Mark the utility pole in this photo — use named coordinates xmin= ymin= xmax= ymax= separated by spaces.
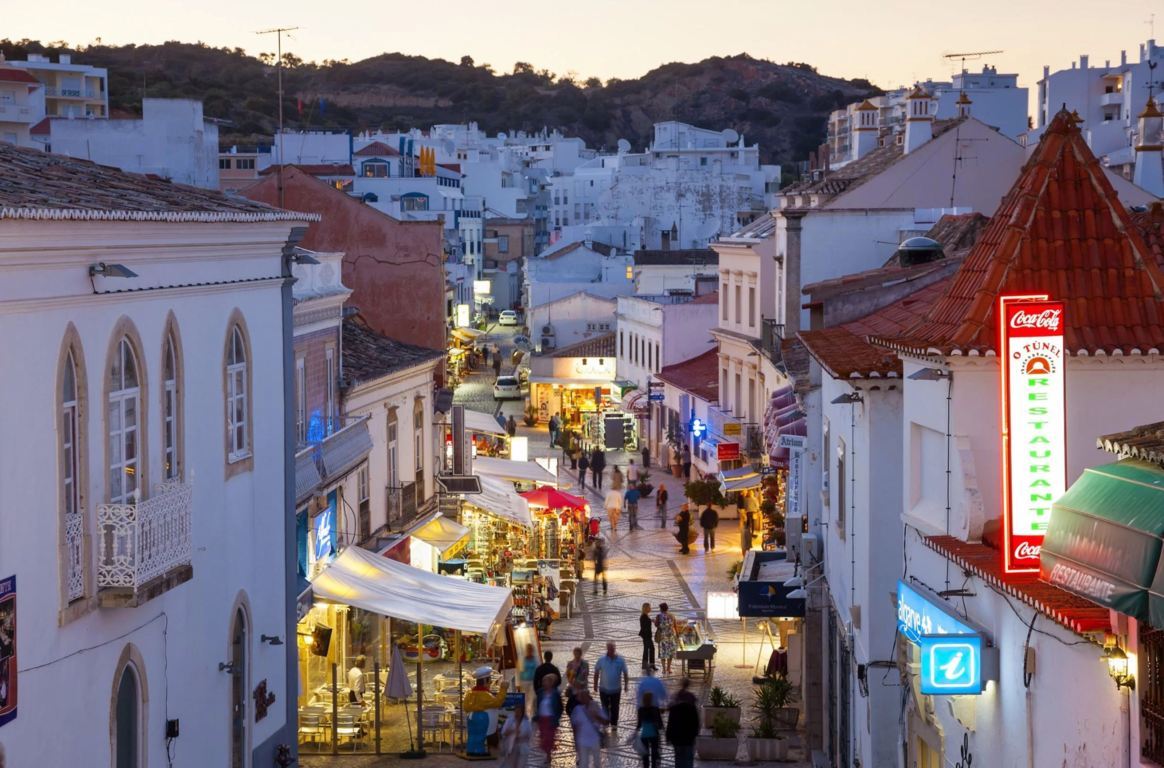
xmin=257 ymin=26 xmax=299 ymax=207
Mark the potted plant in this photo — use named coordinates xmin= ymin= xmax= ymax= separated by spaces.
xmin=746 ymin=677 xmax=797 ymax=761
xmin=684 ymin=479 xmax=725 ymax=510
xmin=695 ymin=713 xmax=740 ymax=761
xmin=636 ymin=467 xmax=654 ymax=497
xmin=703 ymin=686 xmax=741 ymax=728
xmin=727 ymin=559 xmax=744 ymax=581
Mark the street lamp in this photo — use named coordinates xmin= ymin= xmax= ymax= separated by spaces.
xmin=830 ymin=392 xmax=863 ymax=405
xmin=1104 ymin=644 xmax=1135 ymax=691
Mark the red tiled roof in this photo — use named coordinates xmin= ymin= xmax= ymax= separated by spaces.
xmin=880 ymin=109 xmax=1164 ymax=356
xmin=655 ymin=348 xmax=719 ymax=402
xmin=1131 ymin=202 xmax=1164 ymax=271
xmin=0 ymin=67 xmax=41 ymax=85
xmin=29 ymin=117 xmax=50 ymax=135
xmin=259 ymin=164 xmax=355 ymax=177
xmin=354 ymin=141 xmax=400 ymax=157
xmin=550 ymin=332 xmax=615 ymax=358
xmin=799 ymin=279 xmax=950 ymax=379
xmin=689 ymin=291 xmax=719 ymax=304
xmin=0 ymin=142 xmax=314 ymax=224
xmin=924 ymin=536 xmax=1110 ymax=635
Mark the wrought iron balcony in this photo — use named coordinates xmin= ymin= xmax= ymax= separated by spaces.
xmin=65 ymin=512 xmax=84 ymax=602
xmin=760 ymin=318 xmax=785 ymax=364
xmin=97 ymin=481 xmax=193 ymax=605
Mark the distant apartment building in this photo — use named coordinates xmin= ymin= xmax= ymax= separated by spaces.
xmin=33 ymin=98 xmax=220 ymax=188
xmin=549 ymin=121 xmax=781 ymax=252
xmin=826 ymin=65 xmax=1028 ymax=166
xmin=0 ymin=66 xmax=45 ymax=146
xmin=1025 ymin=38 xmax=1164 ymax=176
xmin=1 ymin=52 xmax=108 ymax=118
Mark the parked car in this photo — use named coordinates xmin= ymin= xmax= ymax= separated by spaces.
xmin=498 ymin=310 xmax=519 ymax=326
xmin=492 ymin=375 xmax=522 ymax=400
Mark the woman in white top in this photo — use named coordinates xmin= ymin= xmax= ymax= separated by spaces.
xmin=499 ymin=705 xmax=532 ymax=768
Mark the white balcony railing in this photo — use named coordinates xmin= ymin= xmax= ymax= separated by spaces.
xmin=97 ymin=481 xmax=192 ymax=591
xmin=65 ymin=512 xmax=84 ymax=601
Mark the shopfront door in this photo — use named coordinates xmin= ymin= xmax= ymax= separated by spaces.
xmin=231 ymin=608 xmax=249 ymax=768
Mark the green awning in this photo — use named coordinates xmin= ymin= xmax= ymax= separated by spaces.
xmin=1040 ymin=460 xmax=1164 ymax=624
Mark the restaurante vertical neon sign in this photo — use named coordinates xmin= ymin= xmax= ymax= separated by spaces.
xmin=999 ymin=295 xmax=1066 ymax=574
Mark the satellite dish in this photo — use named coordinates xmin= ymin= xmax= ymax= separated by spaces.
xmin=497 ymin=132 xmax=508 ymax=141
xmin=617 ymin=138 xmax=631 ymax=154
xmin=722 ymin=129 xmax=739 ymax=144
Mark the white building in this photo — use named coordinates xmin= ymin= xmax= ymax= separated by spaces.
xmin=1026 ymin=38 xmax=1164 ymax=174
xmin=827 ymin=65 xmax=1029 ymax=163
xmin=523 ymin=239 xmax=634 ymax=315
xmin=0 ymin=67 xmax=45 ymax=147
xmin=655 ymin=349 xmax=720 ymax=479
xmin=796 ymin=111 xmax=1164 ymax=768
xmin=631 ymin=248 xmax=719 ymax=295
xmin=338 ymin=317 xmax=444 ymax=547
xmin=528 ymin=291 xmax=617 ymax=353
xmin=0 ymin=142 xmax=313 ymax=766
xmin=551 ymin=121 xmax=781 ymax=252
xmin=271 ymin=130 xmax=351 ymax=167
xmin=34 ymin=98 xmax=221 ymax=188
xmin=1 ymin=52 xmax=108 ymax=118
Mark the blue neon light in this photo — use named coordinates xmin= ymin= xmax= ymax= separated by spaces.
xmin=896 ymin=579 xmax=974 ymax=645
xmin=920 ymin=634 xmax=984 ymax=695
xmin=313 ymin=491 xmax=337 ymax=563
xmin=691 ymin=418 xmax=707 ymax=439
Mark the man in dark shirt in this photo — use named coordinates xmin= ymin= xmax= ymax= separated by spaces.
xmin=533 ymin=650 xmax=562 ymax=696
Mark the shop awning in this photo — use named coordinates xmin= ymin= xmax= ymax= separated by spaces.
xmin=719 ymin=465 xmax=762 ymax=492
xmin=1040 ymin=460 xmax=1164 ymax=625
xmin=463 ymin=409 xmax=508 ymax=437
xmin=413 ymin=515 xmax=471 ymax=555
xmin=621 ymin=389 xmax=647 ymax=415
xmin=465 ymin=476 xmax=534 ymax=528
xmin=527 ymin=375 xmax=612 ymax=387
xmin=473 ymin=455 xmax=559 ymax=487
xmin=312 ymin=546 xmax=513 ymax=637
xmin=520 ymin=486 xmax=588 ymax=510
xmin=450 ymin=327 xmax=485 ymax=343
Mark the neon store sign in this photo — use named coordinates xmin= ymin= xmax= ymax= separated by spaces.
xmin=898 ymin=580 xmax=991 ymax=695
xmin=999 ymin=295 xmax=1066 ymax=574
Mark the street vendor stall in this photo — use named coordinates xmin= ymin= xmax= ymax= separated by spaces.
xmin=519 ymin=486 xmax=588 ymax=574
xmin=460 ymin=476 xmax=535 ymax=584
xmin=298 ymin=547 xmax=514 ymax=756
xmin=472 ymin=455 xmax=559 ymax=490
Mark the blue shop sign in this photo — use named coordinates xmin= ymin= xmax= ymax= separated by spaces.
xmin=920 ymin=634 xmax=985 ymax=695
xmin=896 ymin=579 xmax=973 ymax=644
xmin=313 ymin=491 xmax=337 ymax=564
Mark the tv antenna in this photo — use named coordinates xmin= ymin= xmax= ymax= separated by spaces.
xmin=257 ymin=26 xmax=300 ymax=206
xmin=943 ymin=50 xmax=1004 ymax=78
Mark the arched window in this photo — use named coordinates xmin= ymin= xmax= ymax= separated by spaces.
xmin=114 ymin=664 xmax=140 ymax=768
xmin=62 ymin=347 xmax=85 ymax=602
xmin=162 ymin=332 xmax=181 ymax=481
xmin=226 ymin=325 xmax=249 ymax=460
xmin=108 ymin=338 xmax=141 ymax=504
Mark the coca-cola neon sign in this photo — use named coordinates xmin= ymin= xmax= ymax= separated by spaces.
xmin=999 ymin=295 xmax=1066 ymax=575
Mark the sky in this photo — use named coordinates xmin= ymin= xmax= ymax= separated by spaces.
xmin=6 ymin=0 xmax=1161 ymax=108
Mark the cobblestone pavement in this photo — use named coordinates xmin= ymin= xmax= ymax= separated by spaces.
xmin=302 ymin=398 xmax=811 ymax=768
xmin=453 ymin=324 xmax=526 ymax=420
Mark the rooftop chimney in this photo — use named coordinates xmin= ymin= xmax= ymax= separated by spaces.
xmin=904 ymin=87 xmax=934 ymax=154
xmin=851 ymin=100 xmax=879 ymax=161
xmin=1134 ymin=99 xmax=1163 ymax=197
xmin=956 ymin=91 xmax=973 ymax=119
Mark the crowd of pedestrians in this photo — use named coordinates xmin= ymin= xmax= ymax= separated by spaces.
xmin=501 ymin=638 xmax=704 ymax=768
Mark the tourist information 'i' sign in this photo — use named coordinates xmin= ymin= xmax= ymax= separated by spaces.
xmin=999 ymin=295 xmax=1066 ymax=574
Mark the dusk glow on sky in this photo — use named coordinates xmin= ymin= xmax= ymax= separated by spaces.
xmin=8 ymin=0 xmax=1161 ymax=105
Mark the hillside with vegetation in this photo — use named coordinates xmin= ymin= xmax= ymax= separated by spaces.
xmin=0 ymin=39 xmax=882 ymax=166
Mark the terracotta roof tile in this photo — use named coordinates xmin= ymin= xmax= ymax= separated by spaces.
xmin=925 ymin=536 xmax=1110 ymax=634
xmin=353 ymin=141 xmax=400 ymax=157
xmin=0 ymin=67 xmax=41 ymax=85
xmin=0 ymin=142 xmax=313 ymax=224
xmin=341 ymin=316 xmax=444 ymax=387
xmin=879 ymin=110 xmax=1164 ymax=356
xmin=260 ymin=163 xmax=354 ymax=177
xmin=655 ymin=348 xmax=719 ymax=402
xmin=799 ymin=279 xmax=951 ymax=379
xmin=550 ymin=332 xmax=615 ymax=358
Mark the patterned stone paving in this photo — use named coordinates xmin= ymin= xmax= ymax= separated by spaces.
xmin=302 ymin=413 xmax=810 ymax=768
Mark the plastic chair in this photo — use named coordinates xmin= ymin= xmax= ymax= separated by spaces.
xmin=298 ymin=712 xmax=325 ymax=749
xmin=335 ymin=713 xmax=360 ymax=750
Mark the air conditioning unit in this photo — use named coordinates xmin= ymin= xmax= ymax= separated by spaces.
xmin=801 ymin=533 xmax=821 ymax=564
xmin=541 ymin=336 xmax=556 ymax=350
